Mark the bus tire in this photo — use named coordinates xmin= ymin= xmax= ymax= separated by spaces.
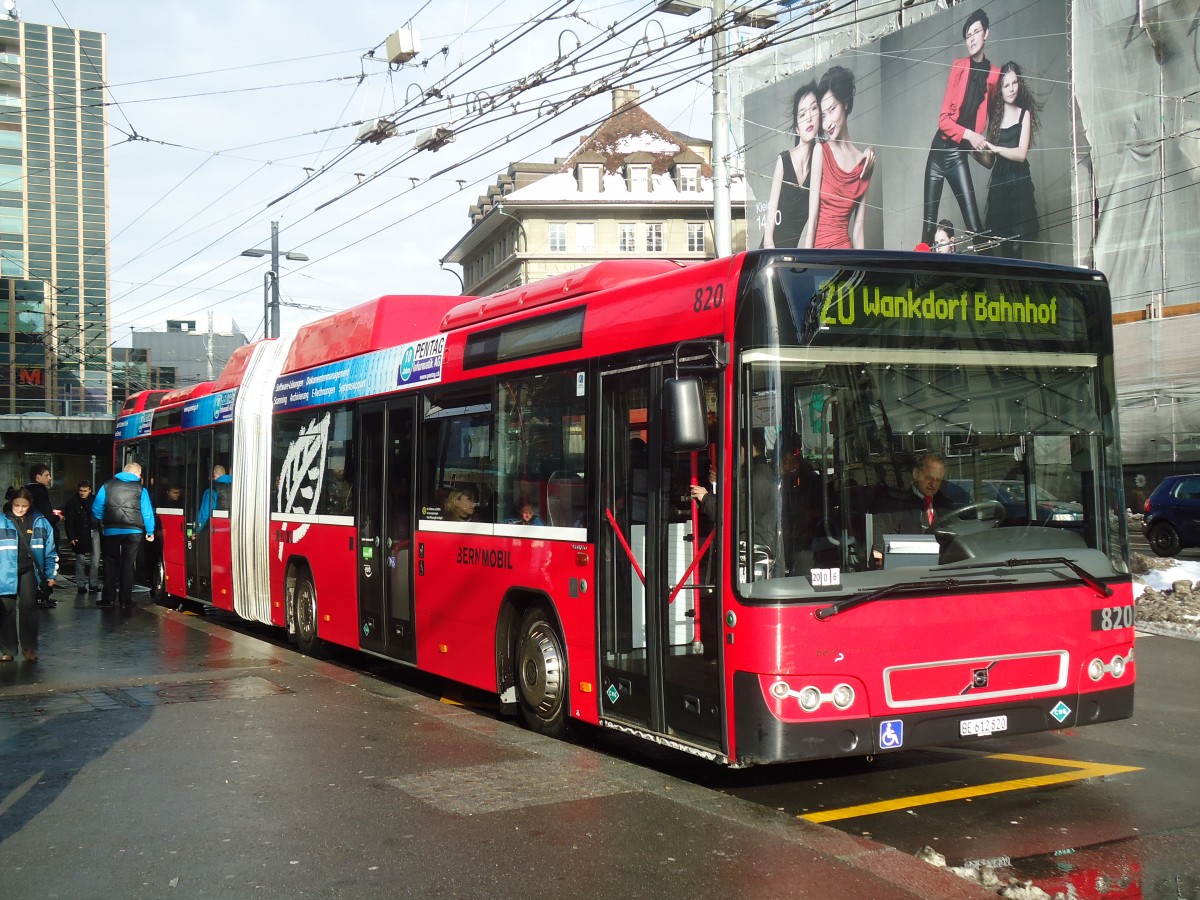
xmin=515 ymin=606 xmax=569 ymax=738
xmin=291 ymin=569 xmax=324 ymax=658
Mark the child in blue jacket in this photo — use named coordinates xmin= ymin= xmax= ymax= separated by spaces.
xmin=0 ymin=487 xmax=58 ymax=662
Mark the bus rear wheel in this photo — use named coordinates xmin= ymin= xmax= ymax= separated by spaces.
xmin=515 ymin=606 xmax=569 ymax=738
xmin=291 ymin=570 xmax=324 ymax=658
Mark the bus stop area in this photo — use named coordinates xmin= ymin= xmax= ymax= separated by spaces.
xmin=0 ymin=585 xmax=992 ymax=899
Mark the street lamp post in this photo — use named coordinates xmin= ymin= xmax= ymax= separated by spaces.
xmin=656 ymin=0 xmax=773 ymax=258
xmin=711 ymin=0 xmax=731 ymax=258
xmin=241 ymin=221 xmax=309 ymax=339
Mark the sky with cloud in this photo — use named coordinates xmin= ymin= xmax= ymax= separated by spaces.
xmin=26 ymin=0 xmax=720 ymax=342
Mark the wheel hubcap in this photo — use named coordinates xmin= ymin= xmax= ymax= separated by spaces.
xmin=297 ymin=583 xmax=315 ymax=638
xmin=519 ymin=622 xmax=562 ymax=717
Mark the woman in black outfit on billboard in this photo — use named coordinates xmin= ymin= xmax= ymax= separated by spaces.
xmin=763 ymin=81 xmax=823 ymax=248
xmin=981 ymin=61 xmax=1041 ymax=258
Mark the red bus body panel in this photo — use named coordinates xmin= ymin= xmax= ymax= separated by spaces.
xmin=160 ymin=512 xmax=187 ymax=600
xmin=413 ymin=532 xmax=599 ymax=717
xmin=210 ymin=518 xmax=234 ymax=611
xmin=723 ymin=582 xmax=1135 ymax=759
xmin=275 ymin=520 xmax=359 ymax=641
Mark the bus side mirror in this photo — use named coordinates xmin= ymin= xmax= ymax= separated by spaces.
xmin=663 ymin=376 xmax=708 ymax=452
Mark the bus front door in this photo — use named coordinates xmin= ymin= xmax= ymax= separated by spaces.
xmin=356 ymin=398 xmax=416 ymax=662
xmin=600 ymin=365 xmax=722 ymax=752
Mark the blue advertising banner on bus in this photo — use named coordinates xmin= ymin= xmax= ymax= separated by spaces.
xmin=182 ymin=388 xmax=237 ymax=430
xmin=114 ymin=410 xmax=153 ymax=441
xmin=272 ymin=334 xmax=446 ymax=413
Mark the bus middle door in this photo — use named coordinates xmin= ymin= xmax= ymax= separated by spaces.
xmin=356 ymin=398 xmax=416 ymax=662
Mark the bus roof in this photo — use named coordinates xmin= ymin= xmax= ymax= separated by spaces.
xmin=159 ymin=380 xmax=215 ymax=407
xmin=440 ymin=259 xmax=682 ymax=331
xmin=213 ymin=341 xmax=267 ymax=391
xmin=282 ymin=294 xmax=467 ymax=375
xmin=119 ymin=389 xmax=171 ymax=415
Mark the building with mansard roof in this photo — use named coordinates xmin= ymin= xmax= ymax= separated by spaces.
xmin=441 ymin=86 xmax=746 ymax=296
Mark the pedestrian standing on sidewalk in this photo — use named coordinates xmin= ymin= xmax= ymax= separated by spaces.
xmin=25 ymin=464 xmax=61 ymax=608
xmin=64 ymin=480 xmax=101 ymax=595
xmin=92 ymin=462 xmax=156 ymax=611
xmin=0 ymin=488 xmax=58 ymax=663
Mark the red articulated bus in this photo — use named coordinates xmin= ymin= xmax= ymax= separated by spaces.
xmin=114 ymin=250 xmax=1135 ymax=766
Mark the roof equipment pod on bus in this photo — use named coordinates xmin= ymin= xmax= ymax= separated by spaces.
xmin=158 ymin=380 xmax=216 ymax=409
xmin=282 ymin=294 xmax=468 ymax=375
xmin=120 ymin=389 xmax=172 ymax=416
xmin=664 ymin=339 xmax=728 ymax=452
xmin=440 ymin=259 xmax=683 ymax=331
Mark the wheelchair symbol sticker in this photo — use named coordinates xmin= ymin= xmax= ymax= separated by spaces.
xmin=879 ymin=719 xmax=904 ymax=750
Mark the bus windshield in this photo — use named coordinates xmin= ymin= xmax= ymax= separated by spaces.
xmin=735 ymin=260 xmax=1126 ymax=599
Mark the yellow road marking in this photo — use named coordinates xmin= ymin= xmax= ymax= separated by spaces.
xmin=800 ymin=752 xmax=1142 ymax=823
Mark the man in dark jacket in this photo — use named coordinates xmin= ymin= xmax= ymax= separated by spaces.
xmin=26 ymin=464 xmax=61 ymax=607
xmin=92 ymin=462 xmax=156 ymax=610
xmin=64 ymin=480 xmax=101 ymax=594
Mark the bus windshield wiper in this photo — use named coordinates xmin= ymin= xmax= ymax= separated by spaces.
xmin=942 ymin=557 xmax=1113 ymax=598
xmin=815 ymin=577 xmax=1016 ymax=621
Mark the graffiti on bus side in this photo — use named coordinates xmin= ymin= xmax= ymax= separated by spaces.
xmin=277 ymin=411 xmax=331 ymax=549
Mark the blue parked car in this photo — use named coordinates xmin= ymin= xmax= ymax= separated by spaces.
xmin=1143 ymin=474 xmax=1200 ymax=557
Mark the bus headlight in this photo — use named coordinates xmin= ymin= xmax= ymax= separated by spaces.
xmin=1110 ymin=654 xmax=1126 ymax=679
xmin=831 ymin=683 xmax=855 ymax=710
xmin=1088 ymin=658 xmax=1105 ymax=682
xmin=798 ymin=686 xmax=822 ymax=712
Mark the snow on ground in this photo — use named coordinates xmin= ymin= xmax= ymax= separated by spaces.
xmin=1131 ymin=553 xmax=1200 ymax=640
xmin=1133 ymin=558 xmax=1200 ymax=596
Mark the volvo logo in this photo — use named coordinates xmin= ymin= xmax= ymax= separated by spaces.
xmin=961 ymin=662 xmax=996 ymax=694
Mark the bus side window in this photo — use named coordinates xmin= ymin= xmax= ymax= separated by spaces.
xmin=546 ymin=472 xmax=585 ymax=527
xmin=496 ymin=370 xmax=587 ymax=531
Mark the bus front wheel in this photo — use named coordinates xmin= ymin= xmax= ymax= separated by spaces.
xmin=291 ymin=570 xmax=324 ymax=658
xmin=515 ymin=606 xmax=569 ymax=738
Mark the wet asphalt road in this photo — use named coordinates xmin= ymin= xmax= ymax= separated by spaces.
xmin=22 ymin=546 xmax=1197 ymax=898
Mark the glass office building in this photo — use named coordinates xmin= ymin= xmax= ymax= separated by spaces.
xmin=0 ymin=16 xmax=109 ymax=415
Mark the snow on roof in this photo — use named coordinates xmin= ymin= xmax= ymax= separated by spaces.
xmin=501 ymin=169 xmax=745 ymax=203
xmin=609 ymin=132 xmax=683 ymax=155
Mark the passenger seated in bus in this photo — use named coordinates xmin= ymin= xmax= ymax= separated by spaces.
xmin=196 ymin=465 xmax=232 ymax=532
xmin=508 ymin=499 xmax=544 ymax=526
xmin=442 ymin=487 xmax=479 ymax=522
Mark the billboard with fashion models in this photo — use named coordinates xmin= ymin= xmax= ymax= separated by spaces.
xmin=744 ymin=0 xmax=1071 ymax=263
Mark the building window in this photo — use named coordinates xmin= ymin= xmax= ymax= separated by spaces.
xmin=687 ymin=223 xmax=705 ymax=253
xmin=646 ymin=223 xmax=663 ymax=253
xmin=549 ymin=223 xmax=567 ymax=253
xmin=0 ymin=163 xmax=21 ymax=192
xmin=576 ymin=223 xmax=595 ymax=254
xmin=577 ymin=164 xmax=601 ymax=193
xmin=619 ymin=224 xmax=636 ymax=253
xmin=677 ymin=165 xmax=700 ymax=192
xmin=626 ymin=165 xmax=650 ymax=193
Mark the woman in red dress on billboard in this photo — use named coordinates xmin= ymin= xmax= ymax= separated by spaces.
xmin=812 ymin=66 xmax=875 ymax=250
